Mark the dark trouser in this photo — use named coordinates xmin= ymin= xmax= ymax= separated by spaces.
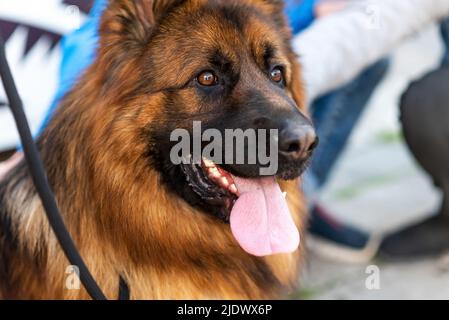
xmin=400 ymin=66 xmax=449 ymax=217
xmin=442 ymin=17 xmax=449 ymax=67
xmin=400 ymin=20 xmax=449 ymax=217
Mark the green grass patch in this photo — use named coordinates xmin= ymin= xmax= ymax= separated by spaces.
xmin=290 ymin=279 xmax=340 ymax=300
xmin=375 ymin=130 xmax=404 ymax=145
xmin=332 ymin=171 xmax=408 ymax=201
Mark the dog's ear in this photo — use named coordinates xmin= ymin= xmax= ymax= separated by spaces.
xmin=247 ymin=0 xmax=285 ymax=13
xmin=246 ymin=0 xmax=289 ymax=30
xmin=95 ymin=0 xmax=186 ymax=94
xmin=99 ymin=0 xmax=185 ymax=49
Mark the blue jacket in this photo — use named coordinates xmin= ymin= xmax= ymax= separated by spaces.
xmin=284 ymin=0 xmax=316 ymax=34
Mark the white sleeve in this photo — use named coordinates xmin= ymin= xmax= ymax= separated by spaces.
xmin=293 ymin=0 xmax=449 ymax=102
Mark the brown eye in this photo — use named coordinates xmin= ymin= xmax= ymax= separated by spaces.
xmin=270 ymin=67 xmax=283 ymax=83
xmin=197 ymin=71 xmax=218 ymax=86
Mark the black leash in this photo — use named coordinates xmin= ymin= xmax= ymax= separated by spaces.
xmin=118 ymin=276 xmax=130 ymax=300
xmin=0 ymin=35 xmax=127 ymax=300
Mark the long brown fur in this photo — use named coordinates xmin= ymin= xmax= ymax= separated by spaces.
xmin=0 ymin=0 xmax=307 ymax=299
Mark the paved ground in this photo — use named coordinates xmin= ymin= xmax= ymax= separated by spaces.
xmin=299 ymin=23 xmax=449 ymax=300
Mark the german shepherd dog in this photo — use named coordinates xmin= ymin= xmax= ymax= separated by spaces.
xmin=0 ymin=0 xmax=317 ymax=299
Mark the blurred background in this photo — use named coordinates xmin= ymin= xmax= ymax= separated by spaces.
xmin=0 ymin=0 xmax=88 ymax=152
xmin=300 ymin=24 xmax=448 ymax=299
xmin=1 ymin=0 xmax=449 ymax=299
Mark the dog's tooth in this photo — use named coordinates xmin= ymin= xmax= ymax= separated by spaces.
xmin=202 ymin=157 xmax=215 ymax=168
xmin=229 ymin=184 xmax=238 ymax=195
xmin=221 ymin=177 xmax=229 ymax=187
xmin=208 ymin=167 xmax=219 ymax=174
xmin=209 ymin=170 xmax=221 ymax=179
xmin=282 ymin=192 xmax=287 ymax=198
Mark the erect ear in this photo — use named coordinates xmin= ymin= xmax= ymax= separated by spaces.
xmin=246 ymin=0 xmax=290 ymax=31
xmin=94 ymin=0 xmax=186 ymax=95
xmin=99 ymin=0 xmax=185 ymax=50
xmin=247 ymin=0 xmax=285 ymax=14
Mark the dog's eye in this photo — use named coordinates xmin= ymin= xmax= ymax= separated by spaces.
xmin=270 ymin=67 xmax=283 ymax=83
xmin=197 ymin=71 xmax=219 ymax=87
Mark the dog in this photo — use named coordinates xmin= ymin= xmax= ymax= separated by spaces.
xmin=0 ymin=0 xmax=317 ymax=299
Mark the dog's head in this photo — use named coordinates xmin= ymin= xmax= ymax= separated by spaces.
xmin=94 ymin=0 xmax=317 ymax=256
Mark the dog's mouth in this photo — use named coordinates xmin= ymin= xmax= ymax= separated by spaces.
xmin=180 ymin=157 xmax=300 ymax=257
xmin=180 ymin=158 xmax=239 ymax=222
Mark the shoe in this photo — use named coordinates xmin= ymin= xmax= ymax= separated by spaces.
xmin=307 ymin=204 xmax=381 ymax=263
xmin=379 ymin=213 xmax=449 ymax=261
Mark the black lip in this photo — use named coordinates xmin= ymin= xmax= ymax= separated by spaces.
xmin=180 ymin=163 xmax=237 ymax=222
xmin=218 ymin=154 xmax=312 ymax=181
xmin=276 ymin=156 xmax=312 ymax=180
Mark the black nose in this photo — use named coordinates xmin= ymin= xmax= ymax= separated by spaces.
xmin=279 ymin=124 xmax=318 ymax=159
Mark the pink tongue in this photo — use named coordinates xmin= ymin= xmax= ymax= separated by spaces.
xmin=230 ymin=176 xmax=300 ymax=256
